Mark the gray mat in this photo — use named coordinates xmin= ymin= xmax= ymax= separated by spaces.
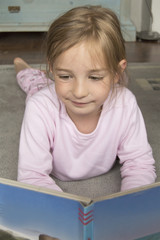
xmin=0 ymin=63 xmax=159 ymax=198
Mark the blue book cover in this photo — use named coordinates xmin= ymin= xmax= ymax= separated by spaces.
xmin=1 ymin=178 xmax=160 ymax=240
xmin=93 ymin=185 xmax=160 ymax=240
xmin=0 ymin=178 xmax=91 ymax=240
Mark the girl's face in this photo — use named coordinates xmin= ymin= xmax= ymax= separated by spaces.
xmin=52 ymin=42 xmax=120 ymax=121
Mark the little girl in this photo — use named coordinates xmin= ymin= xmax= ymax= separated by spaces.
xmin=15 ymin=5 xmax=156 ymax=192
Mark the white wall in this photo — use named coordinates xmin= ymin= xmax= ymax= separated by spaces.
xmin=130 ymin=0 xmax=160 ymax=34
xmin=130 ymin=0 xmax=143 ymax=32
xmin=152 ymin=0 xmax=160 ymax=33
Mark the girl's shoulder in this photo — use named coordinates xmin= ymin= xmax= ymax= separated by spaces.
xmin=26 ymin=83 xmax=61 ymax=113
xmin=103 ymin=87 xmax=137 ymax=112
xmin=116 ymin=87 xmax=138 ymax=110
xmin=118 ymin=87 xmax=136 ymax=103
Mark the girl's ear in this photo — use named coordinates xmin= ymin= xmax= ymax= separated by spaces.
xmin=47 ymin=58 xmax=53 ymax=73
xmin=48 ymin=63 xmax=53 ymax=73
xmin=119 ymin=59 xmax=127 ymax=72
xmin=114 ymin=59 xmax=127 ymax=84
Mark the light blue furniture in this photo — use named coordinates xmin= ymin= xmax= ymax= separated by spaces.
xmin=0 ymin=0 xmax=136 ymax=41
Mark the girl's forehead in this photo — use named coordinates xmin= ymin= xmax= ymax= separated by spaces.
xmin=54 ymin=42 xmax=107 ymax=68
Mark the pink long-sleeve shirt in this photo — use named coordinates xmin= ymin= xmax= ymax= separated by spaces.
xmin=18 ymin=83 xmax=156 ymax=192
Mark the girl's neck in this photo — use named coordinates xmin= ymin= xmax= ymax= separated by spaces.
xmin=67 ymin=111 xmax=102 ymax=134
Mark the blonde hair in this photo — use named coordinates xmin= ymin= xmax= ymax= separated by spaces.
xmin=46 ymin=5 xmax=126 ymax=87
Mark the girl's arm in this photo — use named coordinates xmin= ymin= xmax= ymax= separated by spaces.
xmin=118 ymin=97 xmax=156 ymax=191
xmin=17 ymin=96 xmax=63 ymax=192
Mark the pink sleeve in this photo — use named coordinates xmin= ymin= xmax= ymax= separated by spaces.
xmin=118 ymin=98 xmax=156 ymax=191
xmin=17 ymin=97 xmax=63 ymax=192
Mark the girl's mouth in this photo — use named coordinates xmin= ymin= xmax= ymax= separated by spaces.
xmin=72 ymin=101 xmax=88 ymax=106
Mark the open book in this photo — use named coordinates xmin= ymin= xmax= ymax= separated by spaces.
xmin=0 ymin=178 xmax=160 ymax=240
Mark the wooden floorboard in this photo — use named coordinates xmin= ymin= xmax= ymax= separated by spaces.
xmin=0 ymin=32 xmax=160 ymax=64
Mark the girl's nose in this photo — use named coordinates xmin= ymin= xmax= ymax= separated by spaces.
xmin=72 ymin=79 xmax=89 ymax=99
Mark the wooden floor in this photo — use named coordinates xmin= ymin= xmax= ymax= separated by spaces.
xmin=0 ymin=32 xmax=160 ymax=64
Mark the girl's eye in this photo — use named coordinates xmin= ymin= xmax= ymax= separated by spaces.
xmin=89 ymin=76 xmax=104 ymax=81
xmin=58 ymin=75 xmax=72 ymax=80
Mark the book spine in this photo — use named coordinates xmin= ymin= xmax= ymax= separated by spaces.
xmin=78 ymin=204 xmax=94 ymax=240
